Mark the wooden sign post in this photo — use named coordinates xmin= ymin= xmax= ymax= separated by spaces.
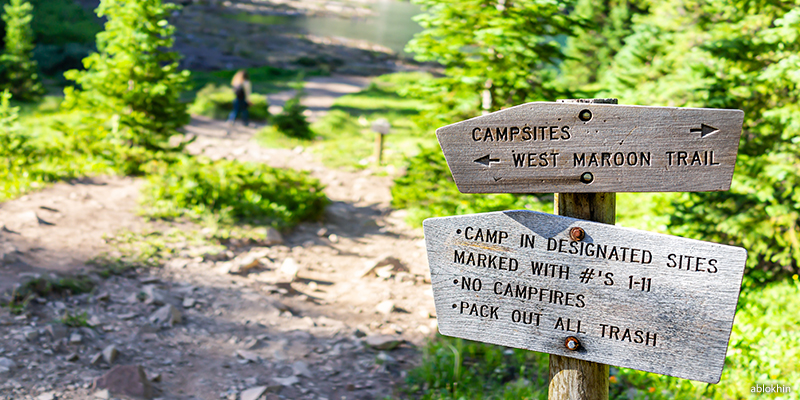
xmin=551 ymin=97 xmax=616 ymax=399
xmin=425 ymin=98 xmax=747 ymax=399
xmin=372 ymin=118 xmax=391 ymax=165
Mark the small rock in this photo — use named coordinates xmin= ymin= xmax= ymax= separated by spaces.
xmin=375 ymin=300 xmax=395 ymax=315
xmin=87 ymin=315 xmax=103 ymax=327
xmin=165 ymin=258 xmax=191 ymax=270
xmin=272 ymin=375 xmax=299 ymax=386
xmin=146 ymin=371 xmax=161 ymax=382
xmin=328 ymin=234 xmax=339 ymax=243
xmin=22 ymin=328 xmax=39 ymax=341
xmin=93 ymin=389 xmax=110 ymax=399
xmin=364 ymin=335 xmax=402 ymax=350
xmin=92 ymin=365 xmax=153 ymax=399
xmin=182 ymin=297 xmax=196 ymax=308
xmin=0 ymin=357 xmax=17 ymax=372
xmin=95 ymin=292 xmax=111 ymax=302
xmin=90 ymin=353 xmax=103 ymax=365
xmin=353 ymin=328 xmax=367 ymax=338
xmin=262 ymin=227 xmax=283 ymax=246
xmin=103 ymin=345 xmax=119 ymax=364
xmin=362 ymin=256 xmax=408 ymax=277
xmin=240 ymin=386 xmax=268 ymax=400
xmin=139 ymin=276 xmax=160 ymax=284
xmin=417 ymin=325 xmax=432 ymax=335
xmin=235 ymin=350 xmax=260 ymax=363
xmin=279 ymin=258 xmax=299 ymax=278
xmin=141 ymin=285 xmax=167 ymax=306
xmin=17 ymin=210 xmax=44 ymax=226
xmin=149 ymin=305 xmax=181 ymax=327
xmin=227 ymin=254 xmax=262 ymax=275
xmin=292 ymin=361 xmax=312 ymax=377
xmin=118 ymin=312 xmax=138 ymax=320
xmin=66 ymin=353 xmax=80 ymax=362
xmin=316 ymin=227 xmax=328 ymax=237
xmin=35 ymin=392 xmax=55 ymax=400
xmin=70 ymin=332 xmax=83 ymax=344
xmin=376 ymin=352 xmax=396 ymax=365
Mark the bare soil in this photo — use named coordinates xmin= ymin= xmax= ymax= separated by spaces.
xmin=0 ymin=77 xmax=436 ymax=400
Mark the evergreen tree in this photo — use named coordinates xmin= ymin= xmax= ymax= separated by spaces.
xmin=592 ymin=1 xmax=800 ymax=282
xmin=555 ymin=0 xmax=648 ymax=94
xmin=0 ymin=0 xmax=44 ymax=101
xmin=406 ymin=0 xmax=580 ymax=122
xmin=62 ymin=0 xmax=190 ymax=172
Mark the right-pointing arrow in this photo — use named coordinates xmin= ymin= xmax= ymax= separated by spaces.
xmin=691 ymin=123 xmax=719 ymax=138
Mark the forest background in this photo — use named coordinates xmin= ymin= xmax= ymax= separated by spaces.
xmin=0 ymin=0 xmax=798 ymax=399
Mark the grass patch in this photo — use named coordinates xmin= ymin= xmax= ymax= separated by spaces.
xmin=186 ymin=66 xmax=320 ymax=101
xmin=0 ymin=96 xmax=120 ymax=202
xmin=188 ymin=84 xmax=270 ymax=121
xmin=2 ymin=274 xmax=95 ymax=314
xmin=256 ymin=72 xmax=434 ymax=170
xmin=404 ymin=335 xmax=549 ymax=399
xmin=60 ymin=310 xmax=89 ymax=327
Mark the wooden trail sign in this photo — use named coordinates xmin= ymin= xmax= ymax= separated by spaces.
xmin=423 ymin=210 xmax=747 ymax=383
xmin=436 ymin=102 xmax=744 ymax=193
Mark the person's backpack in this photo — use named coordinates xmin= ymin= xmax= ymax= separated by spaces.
xmin=234 ymin=84 xmax=246 ymax=101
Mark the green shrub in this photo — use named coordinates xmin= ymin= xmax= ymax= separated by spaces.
xmin=273 ymin=91 xmax=312 ymax=139
xmin=392 ymin=145 xmax=550 ymax=226
xmin=188 ymin=83 xmax=270 ymax=121
xmin=140 ymin=156 xmax=328 ymax=228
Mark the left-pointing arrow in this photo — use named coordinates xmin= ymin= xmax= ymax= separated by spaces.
xmin=474 ymin=154 xmax=500 ymax=166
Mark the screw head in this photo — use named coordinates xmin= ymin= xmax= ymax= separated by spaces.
xmin=569 ymin=227 xmax=585 ymax=241
xmin=580 ymin=172 xmax=594 ymax=184
xmin=579 ymin=109 xmax=592 ymax=122
xmin=565 ymin=336 xmax=580 ymax=351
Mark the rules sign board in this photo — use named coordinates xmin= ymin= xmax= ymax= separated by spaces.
xmin=423 ymin=211 xmax=747 ymax=383
xmin=435 ymin=102 xmax=744 ymax=193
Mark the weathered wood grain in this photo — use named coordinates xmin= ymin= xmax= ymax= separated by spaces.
xmin=549 ymin=356 xmax=608 ymax=400
xmin=435 ymin=102 xmax=744 ymax=193
xmin=423 ymin=210 xmax=747 ymax=383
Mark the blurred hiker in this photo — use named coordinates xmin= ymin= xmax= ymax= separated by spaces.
xmin=227 ymin=69 xmax=251 ymax=127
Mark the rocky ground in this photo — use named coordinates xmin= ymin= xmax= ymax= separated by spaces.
xmin=0 ymin=78 xmax=437 ymax=400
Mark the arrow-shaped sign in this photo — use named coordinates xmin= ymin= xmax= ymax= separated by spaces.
xmin=435 ymin=102 xmax=744 ymax=193
xmin=474 ymin=154 xmax=500 ymax=167
xmin=691 ymin=123 xmax=719 ymax=138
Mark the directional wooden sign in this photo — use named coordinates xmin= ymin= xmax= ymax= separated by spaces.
xmin=436 ymin=102 xmax=744 ymax=193
xmin=423 ymin=210 xmax=747 ymax=383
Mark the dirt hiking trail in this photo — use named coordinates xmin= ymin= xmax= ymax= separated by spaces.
xmin=0 ymin=76 xmax=437 ymax=400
